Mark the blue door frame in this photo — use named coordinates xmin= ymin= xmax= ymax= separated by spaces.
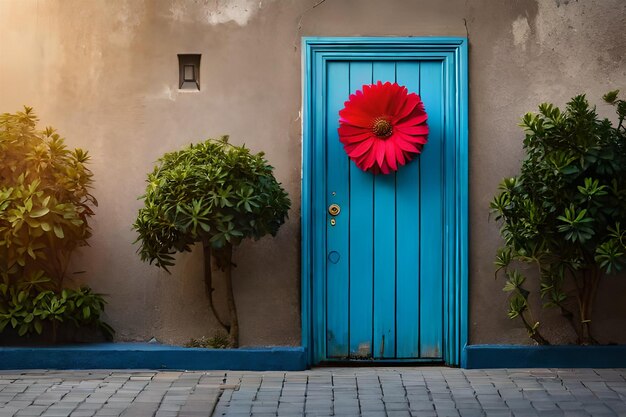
xmin=301 ymin=37 xmax=469 ymax=367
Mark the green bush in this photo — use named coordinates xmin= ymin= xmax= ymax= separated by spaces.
xmin=491 ymin=91 xmax=626 ymax=345
xmin=184 ymin=333 xmax=230 ymax=349
xmin=0 ymin=107 xmax=112 ymax=341
xmin=134 ymin=137 xmax=290 ymax=347
xmin=0 ymin=286 xmax=112 ymax=339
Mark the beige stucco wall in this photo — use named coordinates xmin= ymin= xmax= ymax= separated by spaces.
xmin=1 ymin=0 xmax=625 ymax=347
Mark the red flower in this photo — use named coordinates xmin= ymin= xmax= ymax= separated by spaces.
xmin=338 ymin=81 xmax=429 ymax=174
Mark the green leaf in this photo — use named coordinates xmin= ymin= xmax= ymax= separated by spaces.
xmin=29 ymin=207 xmax=50 ymax=218
xmin=603 ymin=90 xmax=619 ymax=104
xmin=561 ymin=165 xmax=579 ymax=175
xmin=53 ymin=225 xmax=64 ymax=239
xmin=495 ymin=248 xmax=512 ymax=270
xmin=33 ymin=320 xmax=43 ymax=334
xmin=507 ymin=294 xmax=527 ymax=319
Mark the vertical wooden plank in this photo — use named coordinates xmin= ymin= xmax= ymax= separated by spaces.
xmin=419 ymin=60 xmax=444 ymax=358
xmin=325 ymin=61 xmax=350 ymax=358
xmin=348 ymin=61 xmax=375 ymax=359
xmin=372 ymin=61 xmax=397 ymax=359
xmin=312 ymin=51 xmax=327 ymax=363
xmin=458 ymin=40 xmax=470 ymax=368
xmin=443 ymin=55 xmax=456 ymax=364
xmin=395 ymin=61 xmax=421 ymax=358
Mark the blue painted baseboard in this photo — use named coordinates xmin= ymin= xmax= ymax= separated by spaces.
xmin=464 ymin=344 xmax=626 ymax=369
xmin=0 ymin=343 xmax=307 ymax=371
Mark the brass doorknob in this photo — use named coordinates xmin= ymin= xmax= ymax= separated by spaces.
xmin=328 ymin=204 xmax=341 ymax=216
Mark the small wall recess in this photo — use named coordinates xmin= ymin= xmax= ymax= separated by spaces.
xmin=178 ymin=54 xmax=201 ymax=91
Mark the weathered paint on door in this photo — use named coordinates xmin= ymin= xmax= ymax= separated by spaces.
xmin=302 ymin=38 xmax=468 ymax=366
xmin=323 ymin=59 xmax=443 ymax=360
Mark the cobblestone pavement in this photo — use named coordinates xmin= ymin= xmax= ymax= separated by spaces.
xmin=1 ymin=368 xmax=626 ymax=417
xmin=0 ymin=370 xmax=225 ymax=417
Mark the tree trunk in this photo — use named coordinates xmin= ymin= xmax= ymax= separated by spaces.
xmin=202 ymin=240 xmax=229 ymax=333
xmin=221 ymin=244 xmax=239 ymax=347
xmin=578 ymin=267 xmax=601 ymax=345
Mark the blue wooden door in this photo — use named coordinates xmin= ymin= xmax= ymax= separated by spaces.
xmin=304 ymin=38 xmax=468 ymax=366
xmin=323 ymin=59 xmax=443 ymax=361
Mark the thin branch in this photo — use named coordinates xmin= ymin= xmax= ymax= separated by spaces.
xmin=519 ymin=311 xmax=550 ymax=345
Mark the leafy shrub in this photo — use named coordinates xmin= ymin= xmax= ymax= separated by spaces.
xmin=184 ymin=333 xmax=230 ymax=349
xmin=491 ymin=91 xmax=626 ymax=345
xmin=0 ymin=107 xmax=112 ymax=341
xmin=134 ymin=137 xmax=290 ymax=346
xmin=0 ymin=286 xmax=113 ymax=339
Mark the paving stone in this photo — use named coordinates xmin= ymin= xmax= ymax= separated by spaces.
xmin=88 ymin=409 xmax=119 ymax=416
xmin=559 ymin=412 xmax=590 ymax=417
xmin=2 ymin=368 xmax=626 ymax=417
xmin=69 ymin=412 xmax=96 ymax=417
xmin=532 ymin=400 xmax=559 ymax=410
xmin=411 ymin=411 xmax=440 ymax=417
xmin=388 ymin=412 xmax=411 ymax=417
xmin=483 ymin=412 xmax=512 ymax=417
xmin=153 ymin=412 xmax=178 ymax=417
xmin=458 ymin=409 xmax=485 ymax=417
xmin=41 ymin=411 xmax=73 ymax=417
xmin=386 ymin=402 xmax=410 ymax=411
xmin=15 ymin=406 xmax=49 ymax=416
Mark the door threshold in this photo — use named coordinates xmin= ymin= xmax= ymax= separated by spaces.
xmin=316 ymin=360 xmax=446 ymax=367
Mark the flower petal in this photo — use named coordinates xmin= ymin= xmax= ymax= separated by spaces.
xmin=392 ymin=132 xmax=421 ymax=153
xmin=346 ymin=138 xmax=375 ymax=158
xmin=339 ymin=110 xmax=374 ymax=128
xmin=390 ymin=85 xmax=409 ymax=115
xmin=362 ymin=146 xmax=378 ymax=170
xmin=391 ymin=93 xmax=419 ymax=123
xmin=338 ymin=124 xmax=369 ymax=137
xmin=375 ymin=140 xmax=386 ymax=168
xmin=396 ymin=112 xmax=428 ymax=127
xmin=340 ymin=131 xmax=374 ymax=145
xmin=385 ymin=140 xmax=397 ymax=171
xmin=379 ymin=160 xmax=390 ymax=175
xmin=396 ymin=125 xmax=429 ymax=136
xmin=395 ymin=145 xmax=406 ymax=166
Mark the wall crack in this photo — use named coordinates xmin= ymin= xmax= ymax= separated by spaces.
xmin=294 ymin=0 xmax=329 ymax=51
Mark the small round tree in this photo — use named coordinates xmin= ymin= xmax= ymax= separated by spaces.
xmin=491 ymin=91 xmax=626 ymax=345
xmin=133 ymin=137 xmax=290 ymax=347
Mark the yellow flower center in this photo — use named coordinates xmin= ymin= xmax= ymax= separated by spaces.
xmin=372 ymin=117 xmax=393 ymax=138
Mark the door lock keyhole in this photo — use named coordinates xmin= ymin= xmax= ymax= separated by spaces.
xmin=328 ymin=204 xmax=341 ymax=216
